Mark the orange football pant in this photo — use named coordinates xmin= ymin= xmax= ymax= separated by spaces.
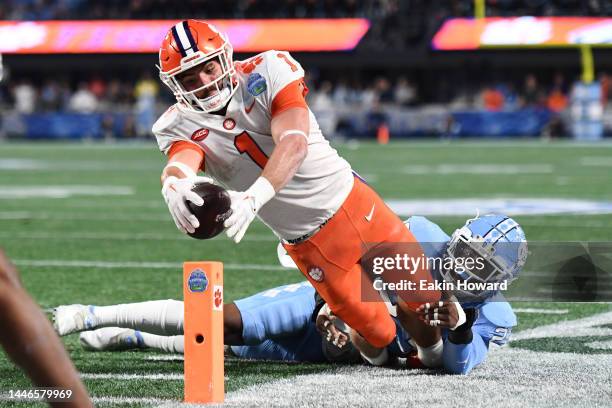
xmin=284 ymin=177 xmax=440 ymax=348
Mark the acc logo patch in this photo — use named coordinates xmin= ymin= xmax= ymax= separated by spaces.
xmin=247 ymin=73 xmax=267 ymax=96
xmin=308 ymin=266 xmax=324 ymax=282
xmin=187 ymin=269 xmax=208 ymax=293
xmin=191 ymin=128 xmax=209 ymax=142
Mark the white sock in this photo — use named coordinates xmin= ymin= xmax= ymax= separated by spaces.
xmin=92 ymin=300 xmax=184 ymax=336
xmin=417 ymin=338 xmax=443 ymax=368
xmin=138 ymin=332 xmax=184 ymax=354
xmin=361 ymin=348 xmax=389 ymax=366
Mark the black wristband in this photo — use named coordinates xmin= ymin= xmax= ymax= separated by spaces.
xmin=448 ymin=308 xmax=477 ymax=345
xmin=448 ymin=327 xmax=473 ymax=344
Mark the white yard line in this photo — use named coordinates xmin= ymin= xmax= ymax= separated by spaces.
xmin=92 ymin=396 xmax=175 ymax=405
xmin=145 ymin=355 xmax=184 ymax=361
xmin=579 ymin=156 xmax=612 ymax=167
xmin=13 ymin=259 xmax=288 ymax=271
xmin=82 ymin=373 xmax=183 ymax=380
xmin=0 ymin=186 xmax=134 ymax=199
xmin=399 ymin=164 xmax=554 ymax=175
xmin=0 ymin=212 xmax=169 ymax=221
xmin=511 ymin=311 xmax=612 ymax=341
xmin=513 ymin=308 xmax=569 ymax=314
xmin=0 ymin=231 xmax=278 ymax=242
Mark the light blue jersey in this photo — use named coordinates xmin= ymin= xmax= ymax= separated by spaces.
xmin=230 ymin=281 xmax=326 ymax=362
xmin=406 ymin=216 xmax=517 ymax=374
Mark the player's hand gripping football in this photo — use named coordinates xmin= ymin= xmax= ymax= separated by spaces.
xmin=224 ymin=177 xmax=275 ymax=243
xmin=161 ymin=175 xmax=214 ymax=234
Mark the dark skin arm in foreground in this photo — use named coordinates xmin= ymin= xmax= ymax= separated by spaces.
xmin=0 ymin=250 xmax=93 ymax=408
xmin=223 ymin=302 xmax=244 ymax=345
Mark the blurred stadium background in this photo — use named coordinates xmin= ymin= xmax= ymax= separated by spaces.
xmin=1 ymin=0 xmax=612 ymax=141
xmin=1 ymin=1 xmax=612 ymax=407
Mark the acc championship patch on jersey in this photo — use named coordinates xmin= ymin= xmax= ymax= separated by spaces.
xmin=247 ymin=73 xmax=267 ymax=96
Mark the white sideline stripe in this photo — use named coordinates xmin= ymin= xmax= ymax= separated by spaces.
xmin=386 ymin=197 xmax=612 ymax=217
xmin=13 ymin=259 xmax=287 ymax=271
xmin=511 ymin=311 xmax=612 ymax=341
xmin=146 ymin=355 xmax=184 ymax=361
xmin=82 ymin=373 xmax=183 ymax=380
xmin=92 ymin=396 xmax=173 ymax=405
xmin=513 ymin=308 xmax=569 ymax=314
xmin=83 ymin=372 xmax=229 ymax=381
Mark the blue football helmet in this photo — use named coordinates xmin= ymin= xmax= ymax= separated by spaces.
xmin=442 ymin=214 xmax=528 ymax=302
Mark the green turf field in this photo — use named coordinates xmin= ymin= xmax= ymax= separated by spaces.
xmin=0 ymin=140 xmax=611 ymax=407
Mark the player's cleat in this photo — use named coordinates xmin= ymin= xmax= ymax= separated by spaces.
xmin=53 ymin=304 xmax=98 ymax=336
xmin=79 ymin=328 xmax=144 ymax=351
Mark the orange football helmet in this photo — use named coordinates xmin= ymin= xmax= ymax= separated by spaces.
xmin=158 ymin=20 xmax=237 ymax=113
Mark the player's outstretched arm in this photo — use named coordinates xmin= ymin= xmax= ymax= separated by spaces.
xmin=262 ymin=106 xmax=309 ymax=190
xmin=0 ymin=250 xmax=93 ymax=408
xmin=160 ymin=143 xmax=214 ymax=234
xmin=224 ymin=106 xmax=309 ymax=243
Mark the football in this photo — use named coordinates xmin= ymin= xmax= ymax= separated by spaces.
xmin=186 ymin=182 xmax=232 ymax=239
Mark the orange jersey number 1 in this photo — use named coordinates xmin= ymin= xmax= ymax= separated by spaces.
xmin=277 ymin=53 xmax=298 ymax=72
xmin=234 ymin=131 xmax=269 ymax=169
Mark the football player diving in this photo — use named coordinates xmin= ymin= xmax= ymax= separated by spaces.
xmin=153 ymin=19 xmax=440 ymax=366
xmin=53 ymin=214 xmax=526 ymax=375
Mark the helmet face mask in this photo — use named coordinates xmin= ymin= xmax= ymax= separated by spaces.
xmin=442 ymin=215 xmax=527 ymax=302
xmin=158 ymin=20 xmax=238 ymax=113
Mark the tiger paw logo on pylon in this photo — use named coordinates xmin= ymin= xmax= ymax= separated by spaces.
xmin=213 ymin=285 xmax=223 ymax=310
xmin=188 ymin=269 xmax=208 ymax=293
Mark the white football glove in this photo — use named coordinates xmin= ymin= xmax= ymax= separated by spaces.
xmin=161 ymin=175 xmax=214 ymax=234
xmin=224 ymin=177 xmax=275 ymax=243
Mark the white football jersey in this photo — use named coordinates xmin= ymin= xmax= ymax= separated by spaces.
xmin=153 ymin=50 xmax=354 ymax=240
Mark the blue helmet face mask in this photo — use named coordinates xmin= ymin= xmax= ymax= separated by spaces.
xmin=442 ymin=214 xmax=528 ymax=302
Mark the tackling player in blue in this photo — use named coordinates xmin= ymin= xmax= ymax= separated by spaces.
xmin=407 ymin=214 xmax=526 ymax=374
xmin=53 ymin=214 xmax=526 ymax=375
